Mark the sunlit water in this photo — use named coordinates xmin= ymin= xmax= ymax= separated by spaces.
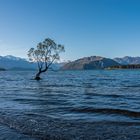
xmin=0 ymin=70 xmax=140 ymax=140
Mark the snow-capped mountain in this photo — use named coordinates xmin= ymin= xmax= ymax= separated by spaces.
xmin=0 ymin=55 xmax=36 ymax=70
xmin=0 ymin=55 xmax=65 ymax=70
xmin=0 ymin=55 xmax=27 ymax=61
xmin=114 ymin=56 xmax=140 ymax=65
xmin=1 ymin=55 xmax=140 ymax=71
xmin=3 ymin=55 xmax=26 ymax=61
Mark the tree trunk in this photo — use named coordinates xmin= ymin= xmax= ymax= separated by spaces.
xmin=35 ymin=67 xmax=48 ymax=80
xmin=35 ymin=71 xmax=41 ymax=80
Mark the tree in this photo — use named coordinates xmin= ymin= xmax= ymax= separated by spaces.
xmin=28 ymin=38 xmax=65 ymax=80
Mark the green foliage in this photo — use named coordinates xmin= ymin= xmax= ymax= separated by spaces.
xmin=28 ymin=38 xmax=65 ymax=71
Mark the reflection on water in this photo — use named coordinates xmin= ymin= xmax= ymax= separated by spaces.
xmin=0 ymin=70 xmax=140 ymax=139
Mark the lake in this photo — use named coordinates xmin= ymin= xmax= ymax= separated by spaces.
xmin=0 ymin=70 xmax=140 ymax=140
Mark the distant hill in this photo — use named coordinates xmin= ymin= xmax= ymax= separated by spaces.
xmin=1 ymin=55 xmax=140 ymax=71
xmin=114 ymin=56 xmax=140 ymax=65
xmin=0 ymin=55 xmax=36 ymax=70
xmin=61 ymin=56 xmax=120 ymax=70
xmin=0 ymin=55 xmax=64 ymax=71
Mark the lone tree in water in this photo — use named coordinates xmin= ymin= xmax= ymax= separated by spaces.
xmin=28 ymin=38 xmax=65 ymax=80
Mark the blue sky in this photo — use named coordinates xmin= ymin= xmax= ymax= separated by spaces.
xmin=0 ymin=0 xmax=140 ymax=60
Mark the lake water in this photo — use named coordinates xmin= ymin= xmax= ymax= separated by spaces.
xmin=0 ymin=70 xmax=140 ymax=140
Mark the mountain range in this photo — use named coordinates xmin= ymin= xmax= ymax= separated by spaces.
xmin=62 ymin=56 xmax=140 ymax=70
xmin=114 ymin=56 xmax=140 ymax=65
xmin=0 ymin=55 xmax=36 ymax=70
xmin=0 ymin=55 xmax=63 ymax=70
xmin=0 ymin=55 xmax=140 ymax=70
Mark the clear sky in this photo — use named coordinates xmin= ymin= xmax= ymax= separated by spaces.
xmin=0 ymin=0 xmax=140 ymax=60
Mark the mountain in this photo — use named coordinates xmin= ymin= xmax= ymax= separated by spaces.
xmin=0 ymin=55 xmax=65 ymax=70
xmin=1 ymin=55 xmax=140 ymax=71
xmin=114 ymin=56 xmax=140 ymax=65
xmin=0 ymin=55 xmax=36 ymax=70
xmin=61 ymin=56 xmax=120 ymax=70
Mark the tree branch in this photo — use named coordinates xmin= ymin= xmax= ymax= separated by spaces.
xmin=47 ymin=57 xmax=56 ymax=68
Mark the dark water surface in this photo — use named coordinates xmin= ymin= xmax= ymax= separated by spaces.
xmin=0 ymin=70 xmax=140 ymax=140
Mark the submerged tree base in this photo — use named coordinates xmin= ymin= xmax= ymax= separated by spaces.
xmin=35 ymin=76 xmax=41 ymax=81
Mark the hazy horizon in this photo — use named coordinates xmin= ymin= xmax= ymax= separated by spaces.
xmin=1 ymin=54 xmax=140 ymax=62
xmin=0 ymin=0 xmax=140 ymax=60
